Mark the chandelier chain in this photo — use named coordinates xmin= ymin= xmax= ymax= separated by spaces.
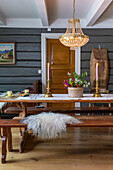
xmin=73 ymin=0 xmax=75 ymax=20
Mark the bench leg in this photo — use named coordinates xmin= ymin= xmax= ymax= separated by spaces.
xmin=1 ymin=128 xmax=8 ymax=164
xmin=8 ymin=128 xmax=12 ymax=152
xmin=0 ymin=128 xmax=2 ymax=138
xmin=20 ymin=128 xmax=28 ymax=153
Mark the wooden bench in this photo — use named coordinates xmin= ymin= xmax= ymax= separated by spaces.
xmin=1 ymin=116 xmax=113 ymax=163
xmin=0 ymin=119 xmax=27 ymax=164
xmin=4 ymin=107 xmax=113 ymax=116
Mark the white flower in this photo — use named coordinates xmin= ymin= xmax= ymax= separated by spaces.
xmin=67 ymin=72 xmax=71 ymax=76
xmin=83 ymin=84 xmax=86 ymax=87
xmin=69 ymin=78 xmax=72 ymax=81
xmin=88 ymin=82 xmax=90 ymax=85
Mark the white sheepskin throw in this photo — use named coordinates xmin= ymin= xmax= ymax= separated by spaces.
xmin=21 ymin=112 xmax=82 ymax=139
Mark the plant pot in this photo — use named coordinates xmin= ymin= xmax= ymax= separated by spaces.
xmin=68 ymin=87 xmax=83 ymax=98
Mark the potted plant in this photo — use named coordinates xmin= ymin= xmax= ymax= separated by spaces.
xmin=64 ymin=72 xmax=90 ymax=98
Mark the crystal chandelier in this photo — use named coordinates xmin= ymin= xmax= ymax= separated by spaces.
xmin=59 ymin=0 xmax=89 ymax=50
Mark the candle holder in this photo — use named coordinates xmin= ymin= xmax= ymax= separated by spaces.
xmin=45 ymin=80 xmax=53 ymax=97
xmin=93 ymin=80 xmax=102 ymax=97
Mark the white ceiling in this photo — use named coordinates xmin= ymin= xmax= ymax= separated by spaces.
xmin=47 ymin=0 xmax=95 ymax=19
xmin=0 ymin=0 xmax=112 ymax=28
xmin=0 ymin=0 xmax=40 ymax=18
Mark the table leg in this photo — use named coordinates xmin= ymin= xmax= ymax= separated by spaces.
xmin=8 ymin=128 xmax=12 ymax=152
xmin=1 ymin=128 xmax=8 ymax=164
xmin=19 ymin=103 xmax=27 ymax=135
xmin=19 ymin=102 xmax=27 ymax=118
xmin=13 ymin=102 xmax=27 ymax=119
xmin=14 ymin=103 xmax=28 ymax=152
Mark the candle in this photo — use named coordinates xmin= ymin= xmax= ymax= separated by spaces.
xmin=96 ymin=63 xmax=99 ymax=81
xmin=47 ymin=63 xmax=50 ymax=81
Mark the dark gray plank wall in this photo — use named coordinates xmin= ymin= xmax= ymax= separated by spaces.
xmin=81 ymin=29 xmax=113 ymax=107
xmin=81 ymin=29 xmax=113 ymax=94
xmin=0 ymin=28 xmax=113 ymax=95
xmin=0 ymin=28 xmax=42 ymax=92
xmin=0 ymin=28 xmax=66 ymax=93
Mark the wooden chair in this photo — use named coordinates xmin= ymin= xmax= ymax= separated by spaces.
xmin=1 ymin=80 xmax=40 ymax=117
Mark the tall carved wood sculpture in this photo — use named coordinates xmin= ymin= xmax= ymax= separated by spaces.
xmin=90 ymin=48 xmax=109 ymax=93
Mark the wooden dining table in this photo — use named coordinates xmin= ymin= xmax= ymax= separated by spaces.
xmin=1 ymin=93 xmax=113 ymax=163
xmin=0 ymin=93 xmax=113 ymax=118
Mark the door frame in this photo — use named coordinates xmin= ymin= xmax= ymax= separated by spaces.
xmin=41 ymin=33 xmax=81 ymax=93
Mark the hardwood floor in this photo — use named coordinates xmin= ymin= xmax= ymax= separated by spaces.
xmin=1 ymin=127 xmax=113 ymax=170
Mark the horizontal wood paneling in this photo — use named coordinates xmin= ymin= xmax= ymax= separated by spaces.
xmin=0 ymin=35 xmax=41 ymax=43
xmin=0 ymin=77 xmax=41 ymax=84
xmin=0 ymin=68 xmax=39 ymax=76
xmin=16 ymin=43 xmax=41 ymax=52
xmin=0 ymin=61 xmax=41 ymax=67
xmin=0 ymin=84 xmax=33 ymax=91
xmin=82 ymin=43 xmax=113 ymax=52
xmin=81 ymin=52 xmax=113 ymax=60
xmin=89 ymin=36 xmax=113 ymax=43
xmin=82 ymin=60 xmax=113 ymax=69
xmin=83 ymin=29 xmax=113 ymax=36
xmin=81 ymin=29 xmax=113 ymax=98
xmin=81 ymin=68 xmax=113 ymax=76
xmin=16 ymin=52 xmax=41 ymax=60
xmin=0 ymin=28 xmax=42 ymax=92
xmin=0 ymin=28 xmax=41 ymax=35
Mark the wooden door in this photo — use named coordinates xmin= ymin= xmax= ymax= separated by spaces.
xmin=47 ymin=39 xmax=75 ymax=107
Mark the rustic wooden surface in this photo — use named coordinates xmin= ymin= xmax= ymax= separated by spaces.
xmin=0 ymin=120 xmax=26 ymax=128
xmin=1 ymin=116 xmax=113 ymax=128
xmin=1 ymin=116 xmax=113 ymax=164
xmin=1 ymin=124 xmax=113 ymax=167
xmin=90 ymin=48 xmax=108 ymax=91
xmin=0 ymin=121 xmax=27 ymax=164
xmin=1 ymin=94 xmax=113 ymax=103
xmin=4 ymin=106 xmax=113 ymax=115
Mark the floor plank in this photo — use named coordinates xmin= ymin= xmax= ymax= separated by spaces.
xmin=1 ymin=127 xmax=113 ymax=170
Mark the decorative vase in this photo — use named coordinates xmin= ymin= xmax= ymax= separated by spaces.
xmin=68 ymin=87 xmax=83 ymax=98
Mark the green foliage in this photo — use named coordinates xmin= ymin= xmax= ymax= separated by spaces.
xmin=64 ymin=71 xmax=90 ymax=88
